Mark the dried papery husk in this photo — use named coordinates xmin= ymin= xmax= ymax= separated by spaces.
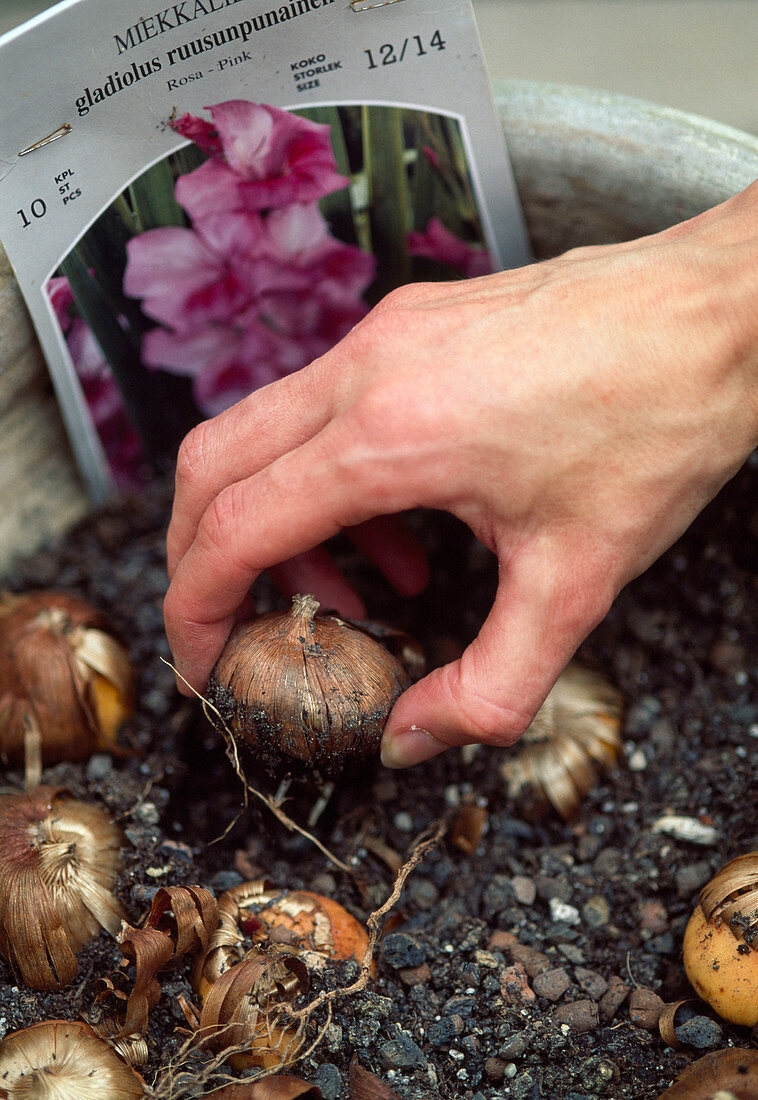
xmin=698 ymin=851 xmax=758 ymax=938
xmin=98 ymin=885 xmax=218 ymax=1037
xmin=658 ymin=998 xmax=700 ymax=1050
xmin=201 ymin=1078 xmax=322 ymax=1099
xmin=683 ymin=852 xmax=758 ymax=1026
xmin=0 ymin=591 xmax=135 ymax=772
xmin=656 ymin=1048 xmax=758 ymax=1099
xmin=0 ymin=786 xmax=125 ymax=989
xmin=450 ymin=803 xmax=489 ymax=855
xmin=112 ymin=926 xmax=177 ymax=1037
xmin=207 ymin=594 xmax=416 ymax=777
xmin=141 ymin=884 xmax=219 ymax=962
xmin=361 ymin=835 xmax=403 ymax=875
xmin=0 ymin=1019 xmax=146 ymax=1099
xmin=90 ymin=1018 xmax=150 ymax=1066
xmin=193 ymin=880 xmax=372 ymax=999
xmin=500 ymin=663 xmax=623 ymax=820
xmin=194 ymin=946 xmax=310 ymax=1071
xmin=92 ymin=970 xmax=134 ymax=1037
xmin=350 ymin=1055 xmax=403 ymax=1100
xmin=192 ymin=879 xmax=271 ymax=999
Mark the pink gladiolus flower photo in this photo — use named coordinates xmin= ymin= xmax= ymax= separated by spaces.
xmin=124 ymin=213 xmax=268 ymax=332
xmin=255 ymin=203 xmax=376 ymax=301
xmin=124 ymin=99 xmax=376 ymax=416
xmin=172 ymin=100 xmax=350 ymax=220
xmin=48 ymin=98 xmax=491 ymax=483
xmin=142 ymin=307 xmax=312 ymax=414
xmin=407 ymin=216 xmax=493 ymax=278
xmin=46 ymin=276 xmax=144 ymax=488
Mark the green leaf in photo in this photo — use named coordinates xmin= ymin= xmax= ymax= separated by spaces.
xmin=128 ymin=158 xmax=186 ymax=233
xmin=299 ymin=105 xmax=359 ymax=246
xmin=362 ymin=105 xmax=411 ymax=301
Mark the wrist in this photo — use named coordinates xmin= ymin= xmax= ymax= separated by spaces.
xmin=672 ymin=185 xmax=758 ymax=453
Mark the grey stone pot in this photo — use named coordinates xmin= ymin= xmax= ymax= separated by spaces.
xmin=495 ymin=79 xmax=758 ymax=258
xmin=2 ymin=81 xmax=758 ymax=570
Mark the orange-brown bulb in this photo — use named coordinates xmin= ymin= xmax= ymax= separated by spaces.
xmin=682 ymin=851 xmax=758 ymax=1026
xmin=0 ymin=590 xmax=134 ymax=769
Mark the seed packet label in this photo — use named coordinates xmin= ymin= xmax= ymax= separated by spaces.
xmin=0 ymin=0 xmax=529 ymax=499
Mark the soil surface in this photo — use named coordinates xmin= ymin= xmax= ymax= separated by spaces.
xmin=1 ymin=457 xmax=757 ymax=1099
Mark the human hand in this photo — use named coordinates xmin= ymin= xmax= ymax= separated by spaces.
xmin=164 ymin=184 xmax=758 ymax=767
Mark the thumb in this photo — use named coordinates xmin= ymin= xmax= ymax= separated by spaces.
xmin=380 ymin=546 xmax=614 ymax=768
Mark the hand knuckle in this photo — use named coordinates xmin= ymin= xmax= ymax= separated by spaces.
xmin=371 ymin=283 xmax=413 ymax=314
xmin=162 ymin=584 xmax=179 ymax=630
xmin=464 ymin=696 xmax=534 ymax=747
xmin=331 ymin=433 xmax=380 ymax=500
xmin=198 ymin=485 xmax=245 ymax=560
xmin=351 ymin=384 xmax=399 ymax=439
xmin=377 ymin=280 xmax=435 ymax=312
xmin=175 ymin=420 xmax=214 ymax=490
xmin=441 ymin=661 xmax=534 ymax=745
xmin=343 ymin=310 xmax=399 ymax=364
xmin=334 ymin=393 xmax=407 ymax=496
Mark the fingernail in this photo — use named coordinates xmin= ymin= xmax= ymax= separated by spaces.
xmin=381 ymin=725 xmax=446 ymax=769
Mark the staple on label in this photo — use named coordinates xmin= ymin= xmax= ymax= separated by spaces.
xmin=350 ymin=0 xmax=406 ymax=12
xmin=17 ymin=123 xmax=72 ymax=158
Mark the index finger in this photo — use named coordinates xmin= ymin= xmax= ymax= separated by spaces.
xmin=163 ymin=414 xmax=419 ymax=692
xmin=166 ymin=363 xmax=336 ymax=578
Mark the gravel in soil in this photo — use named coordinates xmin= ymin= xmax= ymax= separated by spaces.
xmin=1 ymin=457 xmax=757 ymax=1099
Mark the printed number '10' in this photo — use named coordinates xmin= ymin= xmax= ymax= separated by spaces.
xmin=17 ymin=199 xmax=47 ymax=227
